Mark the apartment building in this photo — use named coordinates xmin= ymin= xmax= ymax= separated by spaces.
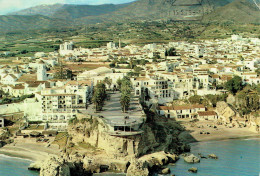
xmin=133 ymin=75 xmax=175 ymax=104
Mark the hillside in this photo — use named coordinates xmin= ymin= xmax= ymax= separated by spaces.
xmin=76 ymin=0 xmax=234 ymax=25
xmin=1 ymin=0 xmax=259 ymax=33
xmin=8 ymin=4 xmax=64 ymax=16
xmin=203 ymin=0 xmax=260 ymax=24
xmin=0 ymin=15 xmax=70 ymax=33
xmin=9 ymin=3 xmax=131 ymax=20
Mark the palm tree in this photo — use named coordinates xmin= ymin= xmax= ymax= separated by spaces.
xmin=121 ymin=92 xmax=130 ymax=113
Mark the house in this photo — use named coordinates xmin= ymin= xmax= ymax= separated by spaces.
xmin=1 ymin=74 xmax=18 ymax=85
xmin=0 ymin=117 xmax=4 ymax=128
xmin=157 ymin=104 xmax=206 ymax=119
xmin=11 ymin=84 xmax=25 ymax=97
xmin=198 ymin=111 xmax=218 ymax=120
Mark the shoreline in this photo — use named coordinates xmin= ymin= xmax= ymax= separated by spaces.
xmin=0 ymin=153 xmax=34 ymax=162
xmin=0 ymin=134 xmax=259 ymax=163
xmin=190 ymin=134 xmax=260 ymax=144
xmin=0 ymin=138 xmax=60 ymax=162
xmin=178 ymin=119 xmax=260 ymax=143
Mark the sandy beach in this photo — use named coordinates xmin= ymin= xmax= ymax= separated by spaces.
xmin=0 ymin=120 xmax=259 ymax=163
xmin=0 ymin=138 xmax=61 ymax=162
xmin=179 ymin=119 xmax=260 ymax=142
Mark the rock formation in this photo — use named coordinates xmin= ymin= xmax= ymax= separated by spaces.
xmin=67 ymin=115 xmax=189 ymax=159
xmin=184 ymin=154 xmax=200 ymax=163
xmin=216 ymin=101 xmax=237 ymax=123
xmin=40 ymin=110 xmax=189 ymax=176
xmin=188 ymin=167 xmax=198 ymax=173
xmin=40 ymin=156 xmax=70 ymax=176
xmin=208 ymin=154 xmax=218 ymax=159
xmin=216 ymin=101 xmax=260 ymax=133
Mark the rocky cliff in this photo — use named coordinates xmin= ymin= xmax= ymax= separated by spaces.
xmin=216 ymin=101 xmax=260 ymax=132
xmin=39 ymin=112 xmax=190 ymax=175
xmin=66 ymin=115 xmax=189 ymax=159
xmin=216 ymin=101 xmax=237 ymax=123
xmin=39 ymin=151 xmax=179 ymax=176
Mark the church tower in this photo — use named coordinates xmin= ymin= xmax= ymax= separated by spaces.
xmin=37 ymin=60 xmax=47 ymax=81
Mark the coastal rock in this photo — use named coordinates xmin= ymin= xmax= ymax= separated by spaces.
xmin=127 ymin=151 xmax=178 ymax=176
xmin=82 ymin=157 xmax=129 ymax=173
xmin=188 ymin=167 xmax=198 ymax=173
xmin=28 ymin=161 xmax=42 ymax=171
xmin=216 ymin=101 xmax=237 ymax=123
xmin=67 ymin=115 xmax=188 ymax=159
xmin=184 ymin=154 xmax=200 ymax=163
xmin=126 ymin=160 xmax=149 ymax=176
xmin=159 ymin=167 xmax=170 ymax=174
xmin=40 ymin=156 xmax=70 ymax=176
xmin=138 ymin=151 xmax=179 ymax=168
xmin=208 ymin=154 xmax=218 ymax=159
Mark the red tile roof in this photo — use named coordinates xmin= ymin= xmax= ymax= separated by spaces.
xmin=198 ymin=111 xmax=217 ymax=116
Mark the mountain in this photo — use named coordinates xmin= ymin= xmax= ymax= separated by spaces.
xmin=1 ymin=0 xmax=259 ymax=33
xmin=0 ymin=15 xmax=70 ymax=33
xmin=203 ymin=0 xmax=260 ymax=24
xmin=76 ymin=0 xmax=235 ymax=24
xmin=9 ymin=3 xmax=131 ymax=20
xmin=8 ymin=4 xmax=64 ymax=16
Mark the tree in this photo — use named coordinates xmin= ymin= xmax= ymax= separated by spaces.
xmin=188 ymin=95 xmax=203 ymax=104
xmin=116 ymin=78 xmax=122 ymax=90
xmin=109 ymin=62 xmax=116 ymax=68
xmin=255 ymin=68 xmax=260 ymax=76
xmin=133 ymin=66 xmax=143 ymax=73
xmin=235 ymin=86 xmax=260 ymax=115
xmin=104 ymin=77 xmax=112 ymax=89
xmin=205 ymin=94 xmax=228 ymax=107
xmin=140 ymin=59 xmax=148 ymax=66
xmin=120 ymin=76 xmax=132 ymax=113
xmin=225 ymin=76 xmax=244 ymax=95
xmin=165 ymin=47 xmax=177 ymax=56
xmin=120 ymin=92 xmax=131 ymax=113
xmin=92 ymin=83 xmax=106 ymax=112
xmin=129 ymin=57 xmax=134 ymax=69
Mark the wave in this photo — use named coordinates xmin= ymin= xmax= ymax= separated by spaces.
xmin=0 ymin=154 xmax=33 ymax=162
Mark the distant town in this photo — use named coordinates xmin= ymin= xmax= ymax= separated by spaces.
xmin=0 ymin=34 xmax=259 ymax=175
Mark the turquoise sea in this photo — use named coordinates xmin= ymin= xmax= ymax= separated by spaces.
xmin=0 ymin=155 xmax=39 ymax=176
xmin=0 ymin=138 xmax=259 ymax=176
xmin=168 ymin=138 xmax=260 ymax=176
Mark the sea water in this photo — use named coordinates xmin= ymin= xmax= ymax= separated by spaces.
xmin=0 ymin=139 xmax=259 ymax=176
xmin=0 ymin=154 xmax=39 ymax=176
xmin=168 ymin=138 xmax=260 ymax=176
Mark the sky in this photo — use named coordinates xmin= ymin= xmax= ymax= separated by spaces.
xmin=0 ymin=0 xmax=135 ymax=15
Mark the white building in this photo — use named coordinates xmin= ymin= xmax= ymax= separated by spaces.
xmin=37 ymin=60 xmax=47 ymax=81
xmin=59 ymin=42 xmax=74 ymax=56
xmin=31 ymin=81 xmax=93 ymax=124
xmin=158 ymin=104 xmax=206 ymax=119
xmin=107 ymin=42 xmax=116 ymax=49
